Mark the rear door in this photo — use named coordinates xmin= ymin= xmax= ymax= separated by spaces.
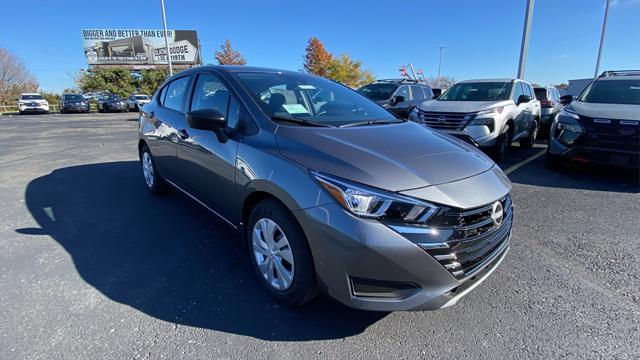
xmin=174 ymin=71 xmax=241 ymax=218
xmin=146 ymin=75 xmax=192 ymax=182
xmin=410 ymin=85 xmax=426 ymax=110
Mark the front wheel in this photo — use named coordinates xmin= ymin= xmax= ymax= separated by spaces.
xmin=247 ymin=199 xmax=317 ymax=306
xmin=492 ymin=124 xmax=512 ymax=161
xmin=520 ymin=119 xmax=538 ymax=149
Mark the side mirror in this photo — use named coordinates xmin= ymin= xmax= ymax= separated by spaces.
xmin=392 ymin=95 xmax=405 ymax=105
xmin=187 ymin=108 xmax=227 ymax=131
xmin=559 ymin=95 xmax=573 ymax=106
xmin=517 ymin=95 xmax=531 ymax=105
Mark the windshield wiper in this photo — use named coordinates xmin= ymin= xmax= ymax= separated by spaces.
xmin=339 ymin=119 xmax=404 ymax=128
xmin=271 ymin=116 xmax=333 ymax=127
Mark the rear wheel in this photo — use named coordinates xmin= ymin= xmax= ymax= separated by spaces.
xmin=247 ymin=199 xmax=317 ymax=306
xmin=520 ymin=119 xmax=538 ymax=149
xmin=140 ymin=145 xmax=167 ymax=195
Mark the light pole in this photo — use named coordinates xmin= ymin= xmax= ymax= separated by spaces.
xmin=594 ymin=0 xmax=611 ymax=78
xmin=160 ymin=0 xmax=173 ymax=76
xmin=437 ymin=46 xmax=445 ymax=87
xmin=517 ymin=0 xmax=535 ymax=79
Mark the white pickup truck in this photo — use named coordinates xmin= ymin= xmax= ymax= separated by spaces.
xmin=409 ymin=78 xmax=541 ymax=160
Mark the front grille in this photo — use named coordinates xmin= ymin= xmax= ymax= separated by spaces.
xmin=417 ymin=110 xmax=471 ymax=130
xmin=580 ymin=116 xmax=640 ymax=152
xmin=421 ymin=196 xmax=513 ymax=279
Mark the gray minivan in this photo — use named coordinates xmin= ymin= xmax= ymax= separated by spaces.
xmin=138 ymin=66 xmax=513 ymax=311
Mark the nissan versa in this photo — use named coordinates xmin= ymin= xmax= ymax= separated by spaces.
xmin=137 ymin=66 xmax=513 ymax=311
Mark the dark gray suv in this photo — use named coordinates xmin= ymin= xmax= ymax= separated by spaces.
xmin=138 ymin=66 xmax=513 ymax=311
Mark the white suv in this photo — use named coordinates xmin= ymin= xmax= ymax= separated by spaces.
xmin=17 ymin=93 xmax=49 ymax=115
xmin=410 ymin=79 xmax=541 ymax=160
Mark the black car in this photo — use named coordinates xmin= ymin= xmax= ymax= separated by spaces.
xmin=357 ymin=79 xmax=435 ymax=119
xmin=59 ymin=94 xmax=90 ymax=113
xmin=546 ymin=70 xmax=640 ymax=169
xmin=97 ymin=94 xmax=128 ymax=113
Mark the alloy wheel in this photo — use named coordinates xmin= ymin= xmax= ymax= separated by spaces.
xmin=251 ymin=218 xmax=295 ymax=291
xmin=141 ymin=152 xmax=155 ymax=189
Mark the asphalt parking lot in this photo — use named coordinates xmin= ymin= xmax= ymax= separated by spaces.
xmin=1 ymin=112 xmax=639 ymax=359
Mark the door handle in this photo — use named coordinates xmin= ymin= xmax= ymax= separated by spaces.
xmin=178 ymin=129 xmax=190 ymax=140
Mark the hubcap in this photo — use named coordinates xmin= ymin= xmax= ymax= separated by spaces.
xmin=251 ymin=218 xmax=294 ymax=291
xmin=142 ymin=152 xmax=154 ymax=189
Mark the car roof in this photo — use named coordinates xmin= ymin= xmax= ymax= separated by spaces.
xmin=596 ymin=75 xmax=640 ymax=81
xmin=20 ymin=93 xmax=41 ymax=96
xmin=458 ymin=78 xmax=515 ymax=83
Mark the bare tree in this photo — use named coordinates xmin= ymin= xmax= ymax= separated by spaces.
xmin=0 ymin=46 xmax=38 ymax=103
xmin=424 ymin=75 xmax=456 ymax=89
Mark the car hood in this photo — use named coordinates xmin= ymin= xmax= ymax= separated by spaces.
xmin=568 ymin=101 xmax=640 ymax=121
xmin=418 ymin=99 xmax=512 ymax=113
xmin=276 ymin=121 xmax=496 ymax=192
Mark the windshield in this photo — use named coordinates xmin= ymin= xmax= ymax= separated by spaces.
xmin=20 ymin=94 xmax=43 ymax=100
xmin=105 ymin=95 xmax=121 ymax=101
xmin=356 ymin=83 xmax=398 ymax=101
xmin=235 ymin=72 xmax=398 ymax=127
xmin=64 ymin=94 xmax=84 ymax=101
xmin=439 ymin=82 xmax=513 ymax=101
xmin=578 ymin=79 xmax=640 ymax=105
xmin=534 ymin=88 xmax=547 ymax=100
xmin=134 ymin=95 xmax=149 ymax=100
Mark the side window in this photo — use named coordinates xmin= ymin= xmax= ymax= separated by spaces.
xmin=190 ymin=73 xmax=230 ymax=116
xmin=411 ymin=86 xmax=425 ymax=100
xmin=395 ymin=86 xmax=410 ymax=101
xmin=523 ymin=83 xmax=533 ymax=98
xmin=163 ymin=76 xmax=189 ymax=112
xmin=512 ymin=82 xmax=525 ymax=102
xmin=227 ymin=97 xmax=240 ymax=129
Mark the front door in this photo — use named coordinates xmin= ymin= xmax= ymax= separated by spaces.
xmin=174 ymin=72 xmax=241 ymax=219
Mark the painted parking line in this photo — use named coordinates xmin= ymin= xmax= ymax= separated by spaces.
xmin=503 ymin=148 xmax=546 ymax=175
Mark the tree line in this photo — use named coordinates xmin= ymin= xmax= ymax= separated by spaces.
xmin=2 ymin=37 xmax=439 ymax=102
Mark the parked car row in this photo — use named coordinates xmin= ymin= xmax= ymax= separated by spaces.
xmin=16 ymin=92 xmax=151 ymax=115
xmin=356 ymin=72 xmax=639 ymax=168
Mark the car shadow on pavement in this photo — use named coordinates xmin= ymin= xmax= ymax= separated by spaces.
xmin=497 ymin=141 xmax=639 ymax=193
xmin=20 ymin=161 xmax=386 ymax=341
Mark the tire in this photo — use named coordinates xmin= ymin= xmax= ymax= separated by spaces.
xmin=139 ymin=145 xmax=167 ymax=195
xmin=492 ymin=124 xmax=512 ymax=161
xmin=544 ymin=150 xmax=563 ymax=169
xmin=246 ymin=199 xmax=317 ymax=306
xmin=520 ymin=119 xmax=538 ymax=149
xmin=60 ymin=109 xmax=65 ymax=114
xmin=19 ymin=111 xmax=24 ymax=115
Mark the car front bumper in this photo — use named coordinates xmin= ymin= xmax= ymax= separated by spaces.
xmin=548 ymin=135 xmax=640 ymax=168
xmin=294 ymin=203 xmax=511 ymax=311
xmin=62 ymin=104 xmax=90 ymax=112
xmin=19 ymin=104 xmax=49 ymax=112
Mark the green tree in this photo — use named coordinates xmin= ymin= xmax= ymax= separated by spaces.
xmin=137 ymin=68 xmax=169 ymax=95
xmin=77 ymin=68 xmax=136 ymax=97
xmin=214 ymin=39 xmax=247 ymax=65
xmin=303 ymin=37 xmax=332 ymax=77
xmin=326 ymin=54 xmax=375 ymax=88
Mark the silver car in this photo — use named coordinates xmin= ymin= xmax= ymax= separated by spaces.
xmin=410 ymin=79 xmax=541 ymax=160
xmin=127 ymin=94 xmax=151 ymax=112
xmin=137 ymin=66 xmax=513 ymax=311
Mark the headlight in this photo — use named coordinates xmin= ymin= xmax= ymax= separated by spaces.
xmin=554 ymin=109 xmax=583 ymax=145
xmin=409 ymin=107 xmax=420 ymax=122
xmin=313 ymin=172 xmax=438 ymax=223
xmin=474 ymin=107 xmax=503 ymax=117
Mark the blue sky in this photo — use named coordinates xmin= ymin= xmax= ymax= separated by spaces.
xmin=1 ymin=0 xmax=638 ymax=92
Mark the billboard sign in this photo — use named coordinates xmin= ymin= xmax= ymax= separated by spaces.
xmin=82 ymin=29 xmax=199 ymax=66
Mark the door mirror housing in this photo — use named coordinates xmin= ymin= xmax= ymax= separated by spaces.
xmin=391 ymin=95 xmax=405 ymax=105
xmin=187 ymin=109 xmax=227 ymax=130
xmin=559 ymin=95 xmax=573 ymax=106
xmin=517 ymin=95 xmax=531 ymax=105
